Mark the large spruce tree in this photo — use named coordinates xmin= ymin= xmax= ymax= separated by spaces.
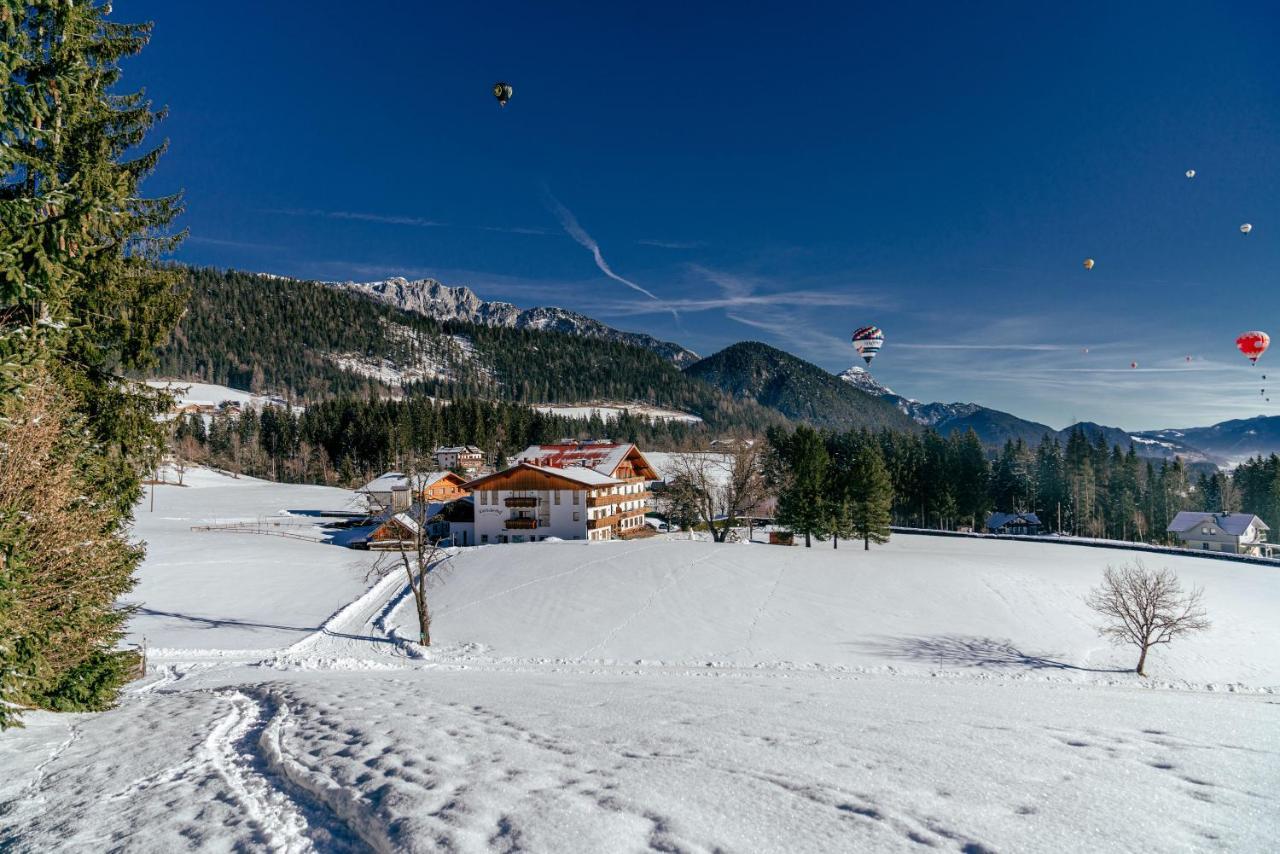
xmin=769 ymin=424 xmax=830 ymax=547
xmin=1 ymin=1 xmax=183 ymax=727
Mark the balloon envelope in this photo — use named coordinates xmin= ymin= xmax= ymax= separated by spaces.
xmin=1241 ymin=223 xmax=1253 ymax=234
xmin=1236 ymin=331 xmax=1270 ymax=364
xmin=1185 ymin=169 xmax=1196 ymax=178
xmin=1083 ymin=258 xmax=1094 ymax=270
xmin=851 ymin=325 xmax=885 ymax=365
xmin=492 ymin=82 xmax=513 ymax=106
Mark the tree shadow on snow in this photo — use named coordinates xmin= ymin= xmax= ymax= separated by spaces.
xmin=132 ymin=607 xmax=398 ymax=645
xmin=855 ymin=634 xmax=1130 ymax=673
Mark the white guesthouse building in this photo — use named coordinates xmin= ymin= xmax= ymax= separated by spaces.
xmin=464 ymin=441 xmax=658 ymax=544
xmin=1166 ymin=511 xmax=1272 ymax=556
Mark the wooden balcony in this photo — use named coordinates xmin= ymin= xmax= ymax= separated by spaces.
xmin=587 ymin=513 xmax=621 ymax=530
xmin=504 ymin=517 xmax=539 ymax=530
xmin=505 ymin=496 xmax=538 ymax=508
xmin=588 ymin=491 xmax=651 ymax=508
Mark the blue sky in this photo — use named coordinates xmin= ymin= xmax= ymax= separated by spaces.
xmin=125 ymin=1 xmax=1278 ymax=431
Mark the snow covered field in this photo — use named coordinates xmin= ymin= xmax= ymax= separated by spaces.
xmin=2 ymin=468 xmax=1277 ymax=852
xmin=146 ymin=379 xmax=301 ymax=413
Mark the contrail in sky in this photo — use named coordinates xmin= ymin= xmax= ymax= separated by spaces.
xmin=544 ymin=190 xmax=662 ymax=302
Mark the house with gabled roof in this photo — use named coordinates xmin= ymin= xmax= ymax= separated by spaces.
xmin=985 ymin=511 xmax=1042 ymax=536
xmin=1166 ymin=511 xmax=1271 ymax=556
xmin=466 ymin=441 xmax=659 ymax=544
xmin=358 ymin=471 xmax=470 ymax=511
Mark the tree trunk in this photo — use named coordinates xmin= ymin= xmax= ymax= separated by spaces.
xmin=1135 ymin=645 xmax=1148 ymax=676
xmin=832 ymin=536 xmax=838 ymax=549
xmin=805 ymin=530 xmax=811 ymax=548
xmin=864 ymin=535 xmax=870 ymax=551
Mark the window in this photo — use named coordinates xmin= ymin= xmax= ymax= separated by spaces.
xmin=481 ymin=534 xmax=489 ymax=544
xmin=554 ymin=490 xmax=561 ymax=505
xmin=572 ymin=492 xmax=580 ymax=505
xmin=573 ymin=511 xmax=581 ymax=522
xmin=1202 ymin=527 xmax=1210 ymax=535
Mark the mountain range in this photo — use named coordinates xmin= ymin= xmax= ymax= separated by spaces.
xmin=335 ymin=277 xmax=700 ymax=367
xmin=167 ymin=268 xmax=1280 ymax=468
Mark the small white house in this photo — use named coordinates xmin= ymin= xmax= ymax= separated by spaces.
xmin=1166 ymin=511 xmax=1272 ymax=556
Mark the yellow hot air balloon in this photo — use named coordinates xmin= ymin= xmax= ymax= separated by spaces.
xmin=1083 ymin=258 xmax=1095 ymax=270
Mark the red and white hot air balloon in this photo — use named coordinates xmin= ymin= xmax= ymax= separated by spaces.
xmin=1236 ymin=331 xmax=1270 ymax=365
xmin=851 ymin=325 xmax=885 ymax=366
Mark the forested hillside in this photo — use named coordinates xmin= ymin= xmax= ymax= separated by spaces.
xmin=154 ymin=269 xmax=787 ymax=434
xmin=685 ymin=342 xmax=918 ymax=433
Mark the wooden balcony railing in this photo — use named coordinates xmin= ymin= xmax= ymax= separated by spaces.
xmin=587 ymin=513 xmax=622 ymax=530
xmin=588 ymin=491 xmax=651 ymax=508
xmin=504 ymin=517 xmax=539 ymax=530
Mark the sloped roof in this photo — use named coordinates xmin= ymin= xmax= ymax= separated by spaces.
xmin=513 ymin=442 xmax=657 ymax=479
xmin=985 ymin=512 xmax=1041 ymax=530
xmin=1166 ymin=511 xmax=1267 ymax=536
xmin=464 ymin=461 xmax=619 ymax=491
xmin=360 ymin=471 xmax=464 ymax=493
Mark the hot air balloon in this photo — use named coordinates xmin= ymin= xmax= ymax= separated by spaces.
xmin=851 ymin=326 xmax=885 ymax=366
xmin=1083 ymin=258 xmax=1095 ymax=270
xmin=1241 ymin=223 xmax=1253 ymax=234
xmin=1185 ymin=169 xmax=1196 ymax=178
xmin=1130 ymin=361 xmax=1138 ymax=369
xmin=1236 ymin=331 xmax=1270 ymax=364
xmin=493 ymin=81 xmax=513 ymax=107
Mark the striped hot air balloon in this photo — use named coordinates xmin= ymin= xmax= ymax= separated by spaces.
xmin=852 ymin=326 xmax=885 ymax=366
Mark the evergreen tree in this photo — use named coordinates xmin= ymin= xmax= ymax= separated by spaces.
xmin=770 ymin=425 xmax=829 ymax=547
xmin=823 ymin=432 xmax=858 ymax=549
xmin=1 ymin=1 xmax=182 ymax=727
xmin=848 ymin=438 xmax=894 ymax=550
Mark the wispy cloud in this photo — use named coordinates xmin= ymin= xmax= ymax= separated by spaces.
xmin=185 ymin=235 xmax=281 ymax=251
xmin=477 ymin=225 xmax=553 ymax=236
xmin=542 ymin=190 xmax=663 ymax=303
xmin=264 ymin=208 xmax=559 ymax=237
xmin=637 ymin=239 xmax=704 ymax=250
xmin=688 ymin=266 xmax=861 ymax=362
xmin=264 ymin=208 xmax=448 ymax=228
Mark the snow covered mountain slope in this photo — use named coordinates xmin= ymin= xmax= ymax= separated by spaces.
xmin=2 ymin=469 xmax=1275 ymax=852
xmin=337 ymin=276 xmax=699 ymax=367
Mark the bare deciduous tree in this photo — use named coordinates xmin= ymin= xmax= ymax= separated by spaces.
xmin=366 ymin=460 xmax=452 ymax=646
xmin=1085 ymin=561 xmax=1209 ymax=676
xmin=664 ymin=442 xmax=765 ymax=543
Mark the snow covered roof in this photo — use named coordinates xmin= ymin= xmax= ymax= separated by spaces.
xmin=360 ymin=471 xmax=462 ymax=493
xmin=464 ymin=461 xmax=620 ymax=490
xmin=512 ymin=442 xmax=656 ymax=479
xmin=436 ymin=445 xmax=482 ymax=455
xmin=1166 ymin=511 xmax=1267 ymax=536
xmin=985 ymin=512 xmax=1041 ymax=530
